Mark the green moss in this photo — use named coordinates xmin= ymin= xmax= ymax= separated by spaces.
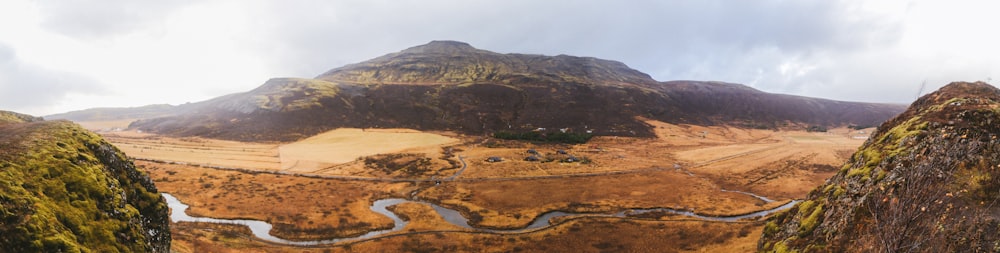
xmin=797 ymin=200 xmax=816 ymax=215
xmin=822 ymin=184 xmax=846 ymax=198
xmin=0 ymin=121 xmax=168 ymax=252
xmin=832 ymin=185 xmax=846 ymax=198
xmin=875 ymin=169 xmax=888 ymax=182
xmin=252 ymin=78 xmax=341 ymax=112
xmin=798 ymin=202 xmax=825 ymax=237
xmin=0 ymin=110 xmax=42 ymax=123
xmin=772 ymin=240 xmax=798 ymax=253
xmin=764 ymin=221 xmax=780 ymax=236
xmin=846 ymin=116 xmax=929 ymax=181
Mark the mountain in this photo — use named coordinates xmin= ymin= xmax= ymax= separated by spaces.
xmin=124 ymin=41 xmax=905 ymax=142
xmin=759 ymin=82 xmax=1000 ymax=252
xmin=0 ymin=112 xmax=170 ymax=252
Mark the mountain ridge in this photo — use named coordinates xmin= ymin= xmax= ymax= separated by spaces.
xmin=56 ymin=41 xmax=904 ymax=142
xmin=316 ymin=40 xmax=657 ymax=87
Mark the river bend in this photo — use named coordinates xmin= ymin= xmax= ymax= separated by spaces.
xmin=163 ymin=193 xmax=798 ymax=245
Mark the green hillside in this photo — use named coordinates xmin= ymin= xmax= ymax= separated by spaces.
xmin=0 ymin=117 xmax=170 ymax=252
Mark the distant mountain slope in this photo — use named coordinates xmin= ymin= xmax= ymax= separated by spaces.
xmin=759 ymin=82 xmax=1000 ymax=252
xmin=46 ymin=104 xmax=180 ymax=122
xmin=0 ymin=114 xmax=170 ymax=252
xmin=658 ymin=81 xmax=903 ymax=127
xmin=121 ymin=41 xmax=905 ymax=142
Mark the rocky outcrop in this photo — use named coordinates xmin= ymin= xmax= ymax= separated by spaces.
xmin=0 ymin=115 xmax=170 ymax=252
xmin=759 ymin=81 xmax=1000 ymax=252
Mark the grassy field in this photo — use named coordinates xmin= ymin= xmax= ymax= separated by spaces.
xmin=103 ymin=128 xmax=462 ymax=178
xmin=673 ymin=127 xmax=869 ymax=199
xmin=104 ymin=131 xmax=282 ymax=170
xmin=140 ymin=161 xmax=413 ymax=241
xmin=168 ymin=216 xmax=763 ymax=253
xmin=278 ymin=128 xmax=458 ymax=172
xmin=101 ymin=121 xmax=868 ymax=251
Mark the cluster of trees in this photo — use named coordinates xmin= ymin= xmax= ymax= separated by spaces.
xmin=806 ymin=125 xmax=828 ymax=132
xmin=492 ymin=131 xmax=593 ymax=144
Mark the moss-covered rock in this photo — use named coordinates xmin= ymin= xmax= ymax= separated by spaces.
xmin=0 ymin=116 xmax=169 ymax=252
xmin=759 ymin=81 xmax=1000 ymax=252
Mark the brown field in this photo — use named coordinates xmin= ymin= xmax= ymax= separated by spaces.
xmin=168 ymin=216 xmax=764 ymax=253
xmin=105 ymin=128 xmax=463 ymax=178
xmin=105 ymin=131 xmax=282 ymax=170
xmin=673 ymin=127 xmax=869 ymax=199
xmin=278 ymin=128 xmax=459 ymax=173
xmin=140 ymin=161 xmax=413 ymax=240
xmin=416 ymin=170 xmax=779 ymax=229
xmin=106 ymin=120 xmax=869 ymax=251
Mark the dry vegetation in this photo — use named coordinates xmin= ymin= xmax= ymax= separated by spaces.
xmin=73 ymin=118 xmax=136 ymax=131
xmin=278 ymin=128 xmax=458 ymax=172
xmin=104 ymin=131 xmax=281 ymax=170
xmin=168 ymin=217 xmax=763 ymax=253
xmin=140 ymin=161 xmax=415 ymax=240
xmin=673 ymin=126 xmax=869 ymax=200
xmin=84 ymin=118 xmax=869 ymax=251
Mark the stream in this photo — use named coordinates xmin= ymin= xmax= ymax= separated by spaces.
xmin=162 ymin=193 xmax=799 ymax=245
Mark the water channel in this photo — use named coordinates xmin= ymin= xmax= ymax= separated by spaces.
xmin=162 ymin=193 xmax=799 ymax=245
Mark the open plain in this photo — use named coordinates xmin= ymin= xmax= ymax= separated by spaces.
xmin=94 ymin=120 xmax=870 ymax=252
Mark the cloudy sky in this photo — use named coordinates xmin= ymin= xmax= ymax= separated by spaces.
xmin=1 ymin=0 xmax=997 ymax=116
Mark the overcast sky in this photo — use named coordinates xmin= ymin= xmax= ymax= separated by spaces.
xmin=1 ymin=0 xmax=997 ymax=116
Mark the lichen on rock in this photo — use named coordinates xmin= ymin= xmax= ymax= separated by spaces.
xmin=760 ymin=81 xmax=1000 ymax=252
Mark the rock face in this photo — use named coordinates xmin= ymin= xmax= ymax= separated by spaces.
xmin=759 ymin=82 xmax=1000 ymax=252
xmin=128 ymin=41 xmax=905 ymax=142
xmin=0 ymin=114 xmax=170 ymax=252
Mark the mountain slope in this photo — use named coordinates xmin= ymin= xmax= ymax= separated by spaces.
xmin=46 ymin=104 xmax=180 ymax=122
xmin=126 ymin=41 xmax=905 ymax=142
xmin=1 ymin=110 xmax=44 ymax=124
xmin=0 ymin=114 xmax=170 ymax=252
xmin=317 ymin=40 xmax=657 ymax=87
xmin=759 ymin=81 xmax=1000 ymax=252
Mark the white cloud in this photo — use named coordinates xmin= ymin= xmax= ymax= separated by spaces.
xmin=0 ymin=0 xmax=998 ymax=115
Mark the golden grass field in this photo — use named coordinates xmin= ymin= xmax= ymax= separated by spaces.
xmin=86 ymin=119 xmax=872 ymax=252
xmin=104 ymin=131 xmax=282 ymax=170
xmin=278 ymin=128 xmax=458 ymax=172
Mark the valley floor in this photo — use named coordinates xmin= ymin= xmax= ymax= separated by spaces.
xmin=89 ymin=120 xmax=868 ymax=252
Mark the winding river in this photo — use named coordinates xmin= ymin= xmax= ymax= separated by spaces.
xmin=162 ymin=193 xmax=799 ymax=245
